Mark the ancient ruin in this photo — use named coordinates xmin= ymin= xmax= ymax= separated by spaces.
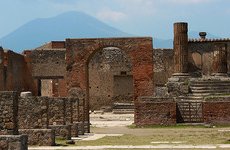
xmin=0 ymin=22 xmax=230 ymax=149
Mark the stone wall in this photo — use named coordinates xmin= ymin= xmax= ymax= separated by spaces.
xmin=28 ymin=50 xmax=66 ymax=78
xmin=135 ymin=97 xmax=176 ymax=126
xmin=0 ymin=135 xmax=28 ymax=150
xmin=19 ymin=129 xmax=55 ymax=146
xmin=153 ymin=49 xmax=174 ymax=87
xmin=88 ymin=47 xmax=133 ymax=110
xmin=203 ymin=97 xmax=230 ymax=125
xmin=0 ymin=91 xmax=18 ymax=135
xmin=18 ymin=96 xmax=79 ymax=129
xmin=18 ymin=96 xmax=49 ymax=129
xmin=188 ymin=40 xmax=230 ymax=76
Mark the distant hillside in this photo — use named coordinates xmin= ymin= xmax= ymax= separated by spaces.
xmin=0 ymin=11 xmax=131 ymax=52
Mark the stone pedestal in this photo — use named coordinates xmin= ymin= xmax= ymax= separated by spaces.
xmin=167 ymin=22 xmax=190 ymax=97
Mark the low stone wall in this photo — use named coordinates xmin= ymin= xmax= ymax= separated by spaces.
xmin=0 ymin=91 xmax=18 ymax=135
xmin=18 ymin=96 xmax=79 ymax=129
xmin=203 ymin=97 xmax=230 ymax=125
xmin=0 ymin=135 xmax=28 ymax=150
xmin=19 ymin=129 xmax=55 ymax=146
xmin=135 ymin=97 xmax=176 ymax=126
xmin=49 ymin=125 xmax=71 ymax=140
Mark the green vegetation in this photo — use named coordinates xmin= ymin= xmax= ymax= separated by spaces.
xmin=55 ymin=126 xmax=230 ymax=146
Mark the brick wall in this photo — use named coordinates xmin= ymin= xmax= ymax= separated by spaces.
xmin=203 ymin=97 xmax=230 ymax=125
xmin=135 ymin=97 xmax=176 ymax=126
xmin=66 ymin=37 xmax=154 ymax=127
xmin=0 ymin=50 xmax=36 ymax=94
xmin=0 ymin=91 xmax=18 ymax=135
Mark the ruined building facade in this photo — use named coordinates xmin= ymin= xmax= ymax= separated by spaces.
xmin=1 ymin=22 xmax=230 ymax=148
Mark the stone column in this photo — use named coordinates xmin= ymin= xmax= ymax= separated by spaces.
xmin=212 ymin=43 xmax=228 ymax=76
xmin=173 ymin=22 xmax=189 ymax=76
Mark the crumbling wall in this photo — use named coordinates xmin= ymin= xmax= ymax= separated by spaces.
xmin=188 ymin=40 xmax=230 ymax=76
xmin=88 ymin=47 xmax=133 ymax=110
xmin=0 ymin=91 xmax=18 ymax=135
xmin=0 ymin=50 xmax=35 ymax=93
xmin=18 ymin=96 xmax=79 ymax=129
xmin=153 ymin=49 xmax=174 ymax=96
xmin=0 ymin=135 xmax=28 ymax=150
xmin=19 ymin=129 xmax=55 ymax=146
xmin=28 ymin=50 xmax=66 ymax=78
xmin=25 ymin=49 xmax=67 ymax=96
xmin=135 ymin=97 xmax=176 ymax=126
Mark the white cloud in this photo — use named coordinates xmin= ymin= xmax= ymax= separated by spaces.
xmin=97 ymin=9 xmax=126 ymax=22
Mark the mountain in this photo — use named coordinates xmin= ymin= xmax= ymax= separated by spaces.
xmin=0 ymin=11 xmax=130 ymax=52
xmin=154 ymin=31 xmax=221 ymax=49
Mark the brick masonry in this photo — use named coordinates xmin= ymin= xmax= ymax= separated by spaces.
xmin=65 ymin=37 xmax=154 ymax=125
xmin=0 ymin=50 xmax=36 ymax=94
xmin=135 ymin=97 xmax=177 ymax=126
xmin=203 ymin=97 xmax=230 ymax=125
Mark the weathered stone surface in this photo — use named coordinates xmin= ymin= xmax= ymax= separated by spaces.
xmin=0 ymin=135 xmax=28 ymax=150
xmin=28 ymin=50 xmax=66 ymax=78
xmin=20 ymin=91 xmax=32 ymax=98
xmin=18 ymin=96 xmax=79 ymax=129
xmin=49 ymin=125 xmax=71 ymax=140
xmin=19 ymin=129 xmax=55 ymax=146
xmin=0 ymin=91 xmax=18 ymax=135
xmin=65 ymin=37 xmax=154 ymax=128
xmin=173 ymin=22 xmax=188 ymax=74
xmin=167 ymin=80 xmax=189 ymax=97
xmin=0 ymin=50 xmax=36 ymax=94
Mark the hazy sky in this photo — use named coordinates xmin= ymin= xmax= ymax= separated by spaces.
xmin=0 ymin=0 xmax=230 ymax=39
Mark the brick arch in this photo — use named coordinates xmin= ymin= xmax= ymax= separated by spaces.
xmin=65 ymin=37 xmax=154 ymax=127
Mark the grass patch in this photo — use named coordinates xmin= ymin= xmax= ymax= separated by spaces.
xmin=128 ymin=124 xmax=209 ymax=129
xmin=55 ymin=127 xmax=230 ymax=146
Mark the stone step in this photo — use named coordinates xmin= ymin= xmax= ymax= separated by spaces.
xmin=190 ymin=85 xmax=230 ymax=88
xmin=191 ymin=90 xmax=230 ymax=94
xmin=112 ymin=109 xmax=134 ymax=114
xmin=192 ymin=93 xmax=225 ymax=96
xmin=113 ymin=103 xmax=134 ymax=110
xmin=190 ymin=80 xmax=230 ymax=84
xmin=190 ymin=86 xmax=230 ymax=90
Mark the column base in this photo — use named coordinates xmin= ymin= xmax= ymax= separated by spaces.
xmin=169 ymin=73 xmax=190 ymax=82
xmin=211 ymin=73 xmax=228 ymax=77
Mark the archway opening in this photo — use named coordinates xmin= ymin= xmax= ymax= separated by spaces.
xmin=87 ymin=47 xmax=134 ymax=127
